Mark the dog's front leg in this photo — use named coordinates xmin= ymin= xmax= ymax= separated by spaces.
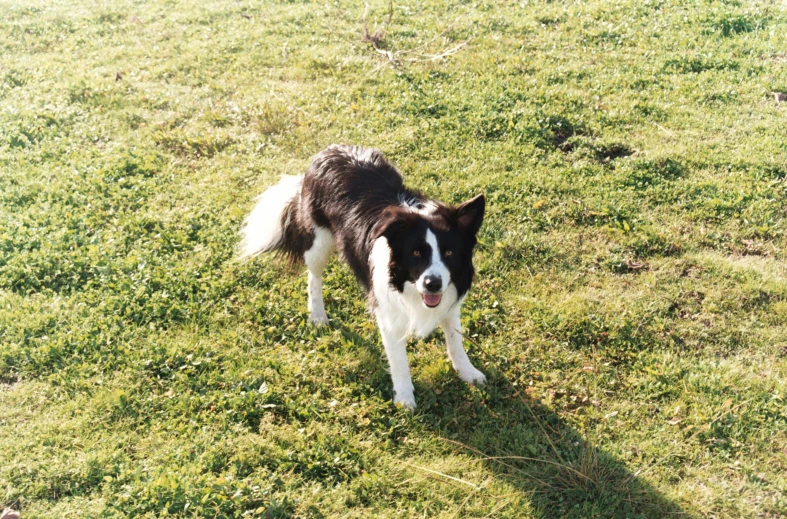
xmin=441 ymin=313 xmax=486 ymax=386
xmin=376 ymin=318 xmax=416 ymax=410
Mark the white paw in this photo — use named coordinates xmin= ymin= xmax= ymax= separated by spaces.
xmin=393 ymin=393 xmax=417 ymax=411
xmin=309 ymin=313 xmax=329 ymax=327
xmin=458 ymin=366 xmax=486 ymax=387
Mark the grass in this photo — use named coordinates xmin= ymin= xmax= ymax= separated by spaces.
xmin=1 ymin=0 xmax=786 ymax=517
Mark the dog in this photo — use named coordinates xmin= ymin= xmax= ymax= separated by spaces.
xmin=238 ymin=145 xmax=486 ymax=409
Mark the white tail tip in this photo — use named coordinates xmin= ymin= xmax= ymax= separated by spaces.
xmin=237 ymin=175 xmax=303 ymax=260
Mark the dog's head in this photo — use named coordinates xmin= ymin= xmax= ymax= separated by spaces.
xmin=373 ymin=194 xmax=485 ymax=308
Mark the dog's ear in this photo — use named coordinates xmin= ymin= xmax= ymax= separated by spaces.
xmin=372 ymin=207 xmax=418 ymax=242
xmin=455 ymin=194 xmax=485 ymax=236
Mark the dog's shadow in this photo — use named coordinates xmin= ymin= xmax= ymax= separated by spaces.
xmin=420 ymin=378 xmax=688 ymax=518
xmin=335 ymin=324 xmax=688 ymax=518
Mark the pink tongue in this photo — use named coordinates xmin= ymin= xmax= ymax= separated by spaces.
xmin=422 ymin=294 xmax=442 ymax=307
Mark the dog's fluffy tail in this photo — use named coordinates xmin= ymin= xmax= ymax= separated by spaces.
xmin=237 ymin=175 xmax=303 ymax=260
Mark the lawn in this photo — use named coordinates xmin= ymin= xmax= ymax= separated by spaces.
xmin=1 ymin=0 xmax=786 ymax=517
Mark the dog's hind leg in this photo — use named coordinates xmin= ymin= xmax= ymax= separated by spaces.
xmin=304 ymin=226 xmax=335 ymax=326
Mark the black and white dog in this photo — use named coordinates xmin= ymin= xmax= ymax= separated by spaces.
xmin=238 ymin=145 xmax=486 ymax=409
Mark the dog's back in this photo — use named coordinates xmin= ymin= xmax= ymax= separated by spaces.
xmin=296 ymin=145 xmax=413 ymax=288
xmin=240 ymin=145 xmax=423 ymax=288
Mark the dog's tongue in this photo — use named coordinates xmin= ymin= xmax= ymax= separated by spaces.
xmin=422 ymin=294 xmax=442 ymax=307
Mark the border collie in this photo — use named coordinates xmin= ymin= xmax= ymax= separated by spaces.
xmin=238 ymin=145 xmax=486 ymax=409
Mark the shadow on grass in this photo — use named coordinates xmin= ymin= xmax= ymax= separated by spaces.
xmin=420 ymin=357 xmax=688 ymax=518
xmin=427 ymin=391 xmax=687 ymax=517
xmin=338 ymin=325 xmax=688 ymax=518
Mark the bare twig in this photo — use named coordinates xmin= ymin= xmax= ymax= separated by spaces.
xmin=361 ymin=0 xmax=393 ymax=48
xmin=401 ymin=40 xmax=470 ymax=62
xmin=361 ymin=3 xmax=470 ymax=69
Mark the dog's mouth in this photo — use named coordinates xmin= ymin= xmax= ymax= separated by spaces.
xmin=422 ymin=293 xmax=442 ymax=308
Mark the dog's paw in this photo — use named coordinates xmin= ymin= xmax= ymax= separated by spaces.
xmin=393 ymin=393 xmax=417 ymax=411
xmin=458 ymin=367 xmax=486 ymax=387
xmin=309 ymin=313 xmax=329 ymax=327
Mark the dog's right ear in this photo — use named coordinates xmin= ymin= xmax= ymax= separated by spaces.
xmin=372 ymin=207 xmax=417 ymax=242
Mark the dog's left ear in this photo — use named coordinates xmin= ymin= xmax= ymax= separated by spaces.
xmin=455 ymin=194 xmax=485 ymax=236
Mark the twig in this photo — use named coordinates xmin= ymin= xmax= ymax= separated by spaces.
xmin=361 ymin=0 xmax=393 ymax=48
xmin=401 ymin=40 xmax=470 ymax=62
xmin=361 ymin=4 xmax=470 ymax=69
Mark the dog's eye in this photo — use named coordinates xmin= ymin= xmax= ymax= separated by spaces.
xmin=413 ymin=250 xmax=421 ymax=257
xmin=444 ymin=250 xmax=453 ymax=257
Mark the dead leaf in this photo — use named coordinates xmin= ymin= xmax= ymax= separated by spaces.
xmin=774 ymin=92 xmax=787 ymax=103
xmin=1 ymin=510 xmax=20 ymax=519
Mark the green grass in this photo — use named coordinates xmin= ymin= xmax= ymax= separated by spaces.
xmin=1 ymin=0 xmax=786 ymax=517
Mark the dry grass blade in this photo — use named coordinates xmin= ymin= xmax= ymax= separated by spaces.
xmin=441 ymin=437 xmax=594 ymax=485
xmin=440 ymin=437 xmax=555 ymax=488
xmin=459 ymin=331 xmax=570 ymax=468
xmin=403 ymin=462 xmax=480 ymax=490
xmin=481 ymin=497 xmax=514 ymax=519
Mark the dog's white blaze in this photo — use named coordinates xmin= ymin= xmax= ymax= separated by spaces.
xmin=304 ymin=226 xmax=335 ymax=325
xmin=237 ymin=175 xmax=303 ymax=260
xmin=415 ymin=230 xmax=450 ymax=296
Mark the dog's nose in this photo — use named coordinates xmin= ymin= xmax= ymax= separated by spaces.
xmin=423 ymin=275 xmax=442 ymax=293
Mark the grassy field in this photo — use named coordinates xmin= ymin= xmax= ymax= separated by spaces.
xmin=2 ymin=0 xmax=787 ymax=517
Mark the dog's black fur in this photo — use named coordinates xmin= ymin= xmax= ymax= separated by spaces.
xmin=279 ymin=145 xmax=484 ymax=300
